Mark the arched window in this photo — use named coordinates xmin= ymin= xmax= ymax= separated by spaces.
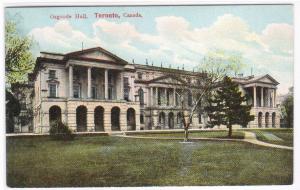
xmin=111 ymin=107 xmax=120 ymax=131
xmin=94 ymin=106 xmax=104 ymax=131
xmin=258 ymin=112 xmax=263 ymax=128
xmin=265 ymin=112 xmax=270 ymax=128
xmin=49 ymin=106 xmax=61 ymax=125
xmin=168 ymin=112 xmax=174 ymax=129
xmin=159 ymin=112 xmax=166 ymax=128
xmin=76 ymin=105 xmax=87 ymax=132
xmin=198 ymin=113 xmax=202 ymax=124
xmin=177 ymin=112 xmax=184 ymax=128
xmin=272 ymin=112 xmax=276 ymax=128
xmin=127 ymin=108 xmax=136 ymax=130
xmin=140 ymin=114 xmax=144 ymax=124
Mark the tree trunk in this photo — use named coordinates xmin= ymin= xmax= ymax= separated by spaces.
xmin=228 ymin=125 xmax=232 ymax=138
xmin=184 ymin=123 xmax=190 ymax=142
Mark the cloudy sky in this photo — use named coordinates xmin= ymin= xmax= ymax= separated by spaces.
xmin=5 ymin=5 xmax=293 ymax=94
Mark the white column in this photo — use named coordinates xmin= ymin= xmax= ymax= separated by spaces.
xmin=104 ymin=69 xmax=108 ymax=99
xmin=120 ymin=72 xmax=124 ymax=100
xmin=156 ymin=87 xmax=158 ymax=105
xmin=87 ymin=67 xmax=91 ymax=98
xmin=267 ymin=88 xmax=270 ymax=107
xmin=272 ymin=89 xmax=275 ymax=108
xmin=164 ymin=88 xmax=167 ymax=106
xmin=173 ymin=88 xmax=176 ymax=106
xmin=253 ymin=86 xmax=257 ymax=107
xmin=69 ymin=65 xmax=73 ymax=98
xmin=274 ymin=89 xmax=277 ymax=108
xmin=261 ymin=87 xmax=264 ymax=107
xmin=150 ymin=87 xmax=153 ymax=106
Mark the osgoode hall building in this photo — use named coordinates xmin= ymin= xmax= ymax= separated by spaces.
xmin=29 ymin=47 xmax=280 ymax=133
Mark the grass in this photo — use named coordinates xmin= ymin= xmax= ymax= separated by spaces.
xmin=126 ymin=130 xmax=245 ymax=139
xmin=242 ymin=129 xmax=293 ymax=147
xmin=7 ymin=136 xmax=293 ymax=187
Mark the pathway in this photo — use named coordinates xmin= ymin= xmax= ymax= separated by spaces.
xmin=243 ymin=131 xmax=292 ymax=150
xmin=117 ymin=131 xmax=293 ymax=150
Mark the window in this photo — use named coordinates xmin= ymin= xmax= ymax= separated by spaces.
xmin=92 ymin=86 xmax=97 ymax=99
xmin=158 ymin=88 xmax=161 ymax=105
xmin=49 ymin=84 xmax=57 ymax=97
xmin=198 ymin=113 xmax=202 ymax=124
xmin=140 ymin=114 xmax=144 ymax=124
xmin=73 ymin=84 xmax=81 ymax=98
xmin=137 ymin=72 xmax=142 ymax=79
xmin=49 ymin=70 xmax=56 ymax=79
xmin=167 ymin=90 xmax=170 ymax=106
xmin=108 ymin=87 xmax=113 ymax=100
xmin=124 ymin=77 xmax=130 ymax=101
xmin=74 ymin=71 xmax=80 ymax=81
xmin=186 ymin=77 xmax=191 ymax=84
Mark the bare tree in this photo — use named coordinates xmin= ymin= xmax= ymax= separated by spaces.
xmin=171 ymin=51 xmax=243 ymax=141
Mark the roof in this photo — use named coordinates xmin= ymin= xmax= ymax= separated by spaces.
xmin=232 ymin=74 xmax=279 ymax=85
xmin=134 ymin=64 xmax=205 ymax=77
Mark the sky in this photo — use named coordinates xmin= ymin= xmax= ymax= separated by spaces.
xmin=5 ymin=5 xmax=293 ymax=95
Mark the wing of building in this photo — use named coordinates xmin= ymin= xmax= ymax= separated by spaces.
xmin=28 ymin=46 xmax=280 ymax=133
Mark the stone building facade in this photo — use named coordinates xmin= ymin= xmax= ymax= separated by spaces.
xmin=30 ymin=47 xmax=280 ymax=133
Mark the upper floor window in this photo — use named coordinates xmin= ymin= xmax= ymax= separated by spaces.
xmin=124 ymin=77 xmax=130 ymax=101
xmin=92 ymin=86 xmax=97 ymax=99
xmin=138 ymin=88 xmax=144 ymax=105
xmin=49 ymin=70 xmax=56 ymax=79
xmin=137 ymin=72 xmax=143 ymax=79
xmin=73 ymin=84 xmax=81 ymax=98
xmin=49 ymin=83 xmax=57 ymax=97
xmin=74 ymin=71 xmax=80 ymax=81
xmin=108 ymin=73 xmax=113 ymax=85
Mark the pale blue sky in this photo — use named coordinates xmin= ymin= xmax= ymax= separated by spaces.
xmin=5 ymin=5 xmax=293 ymax=94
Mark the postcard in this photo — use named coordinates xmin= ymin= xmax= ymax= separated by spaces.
xmin=4 ymin=2 xmax=294 ymax=188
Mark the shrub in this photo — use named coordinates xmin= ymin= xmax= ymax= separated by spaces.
xmin=49 ymin=121 xmax=74 ymax=140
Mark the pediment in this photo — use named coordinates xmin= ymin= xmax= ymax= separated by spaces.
xmin=78 ymin=50 xmax=116 ymax=62
xmin=255 ymin=75 xmax=279 ymax=85
xmin=258 ymin=77 xmax=274 ymax=84
xmin=65 ymin=47 xmax=128 ymax=65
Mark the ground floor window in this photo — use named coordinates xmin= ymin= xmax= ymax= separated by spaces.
xmin=49 ymin=105 xmax=61 ymax=125
xmin=111 ymin=107 xmax=120 ymax=131
xmin=140 ymin=114 xmax=144 ymax=124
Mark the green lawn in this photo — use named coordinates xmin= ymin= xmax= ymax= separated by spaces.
xmin=7 ymin=136 xmax=293 ymax=187
xmin=126 ymin=130 xmax=245 ymax=139
xmin=243 ymin=129 xmax=293 ymax=147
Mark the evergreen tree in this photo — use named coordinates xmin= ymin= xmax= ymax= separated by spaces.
xmin=205 ymin=76 xmax=254 ymax=137
xmin=281 ymin=87 xmax=293 ymax=128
